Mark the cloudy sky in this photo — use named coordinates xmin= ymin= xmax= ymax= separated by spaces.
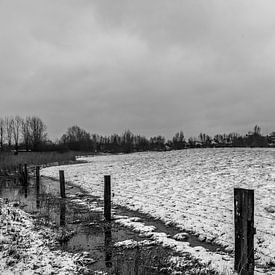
xmin=1 ymin=0 xmax=275 ymax=139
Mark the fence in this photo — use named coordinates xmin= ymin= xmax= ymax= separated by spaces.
xmin=17 ymin=164 xmax=275 ymax=275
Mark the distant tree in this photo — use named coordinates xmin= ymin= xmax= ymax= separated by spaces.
xmin=187 ymin=137 xmax=196 ymax=148
xmin=254 ymin=125 xmax=261 ymax=136
xmin=29 ymin=116 xmax=47 ymax=151
xmin=199 ymin=133 xmax=206 ymax=145
xmin=121 ymin=130 xmax=134 ymax=153
xmin=135 ymin=135 xmax=149 ymax=151
xmin=21 ymin=117 xmax=31 ymax=151
xmin=0 ymin=118 xmax=4 ymax=151
xmin=61 ymin=125 xmax=91 ymax=151
xmin=172 ymin=131 xmax=185 ymax=149
xmin=150 ymin=135 xmax=165 ymax=151
xmin=11 ymin=115 xmax=22 ymax=153
xmin=228 ymin=133 xmax=242 ymax=147
xmin=246 ymin=125 xmax=267 ymax=147
xmin=198 ymin=133 xmax=212 ymax=147
xmin=109 ymin=134 xmax=121 ymax=153
xmin=91 ymin=134 xmax=100 ymax=152
xmin=213 ymin=134 xmax=224 ymax=146
xmin=5 ymin=116 xmax=13 ymax=148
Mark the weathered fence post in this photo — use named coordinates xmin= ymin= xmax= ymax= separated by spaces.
xmin=234 ymin=188 xmax=255 ymax=275
xmin=36 ymin=166 xmax=40 ymax=190
xmin=22 ymin=164 xmax=28 ymax=198
xmin=24 ymin=164 xmax=28 ymax=185
xmin=59 ymin=170 xmax=66 ymax=198
xmin=104 ymin=175 xmax=111 ymax=221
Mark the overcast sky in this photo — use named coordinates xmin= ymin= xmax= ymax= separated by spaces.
xmin=1 ymin=0 xmax=275 ymax=139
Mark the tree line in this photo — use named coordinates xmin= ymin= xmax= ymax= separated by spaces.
xmin=59 ymin=124 xmax=275 ymax=153
xmin=1 ymin=116 xmax=275 ymax=154
xmin=0 ymin=116 xmax=47 ymax=152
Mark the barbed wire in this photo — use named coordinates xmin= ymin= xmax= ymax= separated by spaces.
xmin=97 ymin=188 xmax=234 ymax=226
xmin=73 ymin=188 xmax=275 ymax=244
xmin=88 ymin=186 xmax=275 ymax=224
xmin=255 ymin=214 xmax=275 ymax=221
xmin=89 ymin=187 xmax=234 ymax=215
xmin=256 ymin=229 xmax=275 ymax=237
xmin=86 ymin=188 xmax=275 ymax=239
xmin=41 ymin=176 xmax=274 ymax=244
xmin=60 ymin=181 xmax=275 ymax=260
xmin=255 ymin=248 xmax=274 ymax=259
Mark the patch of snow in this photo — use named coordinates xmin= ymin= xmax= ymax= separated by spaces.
xmin=0 ymin=198 xmax=88 ymax=274
xmin=173 ymin=232 xmax=189 ymax=241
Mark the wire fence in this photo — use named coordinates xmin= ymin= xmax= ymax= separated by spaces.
xmin=88 ymin=184 xmax=275 ymax=232
xmin=80 ymin=182 xmax=275 ymax=261
xmin=33 ymin=168 xmax=275 ymax=263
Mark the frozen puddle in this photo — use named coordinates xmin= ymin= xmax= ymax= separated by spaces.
xmin=0 ymin=176 xmax=234 ymax=274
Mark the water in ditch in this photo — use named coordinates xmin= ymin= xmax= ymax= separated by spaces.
xmin=0 ymin=176 xmax=220 ymax=274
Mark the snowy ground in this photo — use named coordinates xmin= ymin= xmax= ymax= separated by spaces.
xmin=0 ymin=198 xmax=93 ymax=274
xmin=41 ymin=148 xmax=275 ymax=273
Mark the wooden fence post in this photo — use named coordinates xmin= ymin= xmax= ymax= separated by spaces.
xmin=36 ymin=166 xmax=40 ymax=190
xmin=59 ymin=170 xmax=66 ymax=198
xmin=234 ymin=188 xmax=255 ymax=275
xmin=104 ymin=175 xmax=111 ymax=221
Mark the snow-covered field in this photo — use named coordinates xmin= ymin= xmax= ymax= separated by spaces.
xmin=41 ymin=148 xmax=275 ymax=273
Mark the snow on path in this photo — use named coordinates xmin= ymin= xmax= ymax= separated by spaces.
xmin=41 ymin=148 xmax=275 ymax=270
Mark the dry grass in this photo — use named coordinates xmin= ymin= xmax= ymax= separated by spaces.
xmin=0 ymin=151 xmax=78 ymax=173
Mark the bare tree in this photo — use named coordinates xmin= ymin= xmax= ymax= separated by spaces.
xmin=0 ymin=118 xmax=4 ymax=151
xmin=5 ymin=116 xmax=13 ymax=148
xmin=29 ymin=116 xmax=47 ymax=151
xmin=61 ymin=125 xmax=91 ymax=151
xmin=11 ymin=115 xmax=22 ymax=153
xmin=254 ymin=125 xmax=261 ymax=136
xmin=21 ymin=117 xmax=31 ymax=151
xmin=172 ymin=131 xmax=185 ymax=149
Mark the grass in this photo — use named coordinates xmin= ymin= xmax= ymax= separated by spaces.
xmin=0 ymin=151 xmax=80 ymax=174
xmin=112 ymin=245 xmax=219 ymax=275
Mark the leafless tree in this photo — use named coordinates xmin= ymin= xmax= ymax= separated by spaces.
xmin=0 ymin=118 xmax=5 ymax=151
xmin=11 ymin=115 xmax=22 ymax=153
xmin=29 ymin=116 xmax=47 ymax=151
xmin=21 ymin=117 xmax=31 ymax=151
xmin=254 ymin=125 xmax=261 ymax=136
xmin=5 ymin=116 xmax=13 ymax=148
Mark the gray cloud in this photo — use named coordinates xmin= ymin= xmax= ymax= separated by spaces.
xmin=1 ymin=0 xmax=275 ymax=139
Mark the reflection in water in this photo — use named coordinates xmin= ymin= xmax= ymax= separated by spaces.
xmin=0 ymin=178 xmax=181 ymax=275
xmin=36 ymin=177 xmax=40 ymax=193
xmin=36 ymin=187 xmax=40 ymax=209
xmin=104 ymin=223 xmax=112 ymax=268
xmin=36 ymin=166 xmax=40 ymax=191
xmin=134 ymin=246 xmax=140 ymax=274
xmin=24 ymin=184 xmax=28 ymax=198
xmin=60 ymin=200 xmax=66 ymax=227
